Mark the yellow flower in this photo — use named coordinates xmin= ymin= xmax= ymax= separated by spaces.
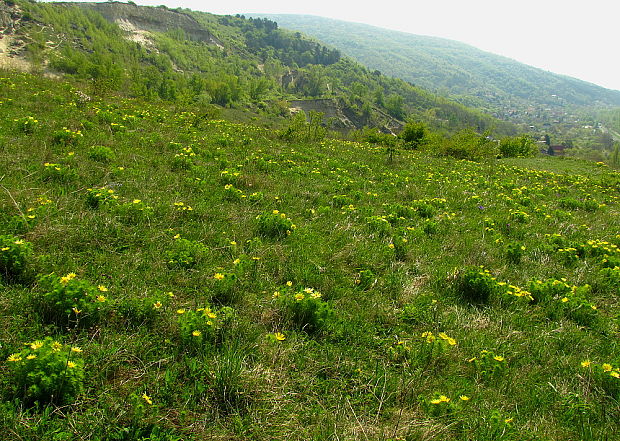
xmin=430 ymin=395 xmax=450 ymax=404
xmin=72 ymin=307 xmax=82 ymax=314
xmin=610 ymin=371 xmax=620 ymax=379
xmin=29 ymin=341 xmax=44 ymax=350
xmin=26 ymin=354 xmax=37 ymax=360
xmin=493 ymin=355 xmax=505 ymax=362
xmin=214 ymin=273 xmax=225 ymax=280
xmin=581 ymin=360 xmax=591 ymax=368
xmin=388 ymin=243 xmax=395 ymax=249
xmin=504 ymin=418 xmax=513 ymax=424
xmin=294 ymin=293 xmax=305 ymax=301
xmin=459 ymin=395 xmax=470 ymax=401
xmin=153 ymin=301 xmax=162 ymax=309
xmin=60 ymin=272 xmax=77 ymax=285
xmin=561 ymin=297 xmax=569 ymax=303
xmin=51 ymin=341 xmax=63 ymax=352
xmin=274 ymin=332 xmax=286 ymax=341
xmin=603 ymin=363 xmax=613 ymax=372
xmin=96 ymin=295 xmax=107 ymax=303
xmin=7 ymin=354 xmax=22 ymax=362
xmin=176 ymin=309 xmax=186 ymax=314
xmin=142 ymin=393 xmax=153 ymax=405
xmin=98 ymin=285 xmax=108 ymax=292
xmin=310 ymin=291 xmax=322 ymax=299
xmin=286 ymin=281 xmax=293 ymax=287
xmin=192 ymin=330 xmax=201 ymax=337
xmin=133 ymin=199 xmax=141 ymax=204
xmin=67 ymin=361 xmax=76 ymax=368
xmin=272 ymin=291 xmax=281 ymax=299
xmin=207 ymin=312 xmax=217 ymax=319
xmin=71 ymin=347 xmax=82 ymax=353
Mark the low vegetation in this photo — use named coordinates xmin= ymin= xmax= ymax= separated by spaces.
xmin=1 ymin=71 xmax=619 ymax=440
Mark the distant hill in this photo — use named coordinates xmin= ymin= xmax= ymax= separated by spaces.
xmin=253 ymin=15 xmax=620 ymax=124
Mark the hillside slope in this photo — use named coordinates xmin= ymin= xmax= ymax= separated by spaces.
xmin=1 ymin=70 xmax=620 ymax=440
xmin=254 ymin=15 xmax=620 ymax=121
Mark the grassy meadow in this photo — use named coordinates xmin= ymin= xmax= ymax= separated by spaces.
xmin=1 ymin=72 xmax=620 ymax=440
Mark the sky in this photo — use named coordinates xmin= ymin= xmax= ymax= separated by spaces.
xmin=79 ymin=0 xmax=620 ymax=91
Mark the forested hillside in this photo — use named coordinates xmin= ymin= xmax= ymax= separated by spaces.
xmin=0 ymin=0 xmax=516 ymax=135
xmin=255 ymin=15 xmax=620 ymax=123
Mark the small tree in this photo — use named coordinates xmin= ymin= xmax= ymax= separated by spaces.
xmin=499 ymin=135 xmax=537 ymax=158
xmin=400 ymin=121 xmax=427 ymax=149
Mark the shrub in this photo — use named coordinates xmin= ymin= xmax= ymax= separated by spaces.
xmin=86 ymin=187 xmax=119 ymax=208
xmin=113 ymin=199 xmax=154 ymax=224
xmin=117 ymin=292 xmax=173 ymax=328
xmin=0 ymin=235 xmax=33 ymax=279
xmin=223 ymin=184 xmax=245 ymax=202
xmin=165 ymin=238 xmax=208 ymax=269
xmin=41 ymin=162 xmax=76 ymax=183
xmin=37 ymin=272 xmax=109 ymax=326
xmin=365 ymin=215 xmax=391 ymax=237
xmin=499 ymin=135 xmax=537 ymax=158
xmin=14 ymin=116 xmax=39 ymax=134
xmin=177 ymin=305 xmax=235 ymax=350
xmin=468 ymin=349 xmax=507 ymax=381
xmin=455 ymin=266 xmax=501 ymax=304
xmin=399 ymin=121 xmax=427 ymax=149
xmin=505 ymin=242 xmax=525 ymax=264
xmin=273 ymin=286 xmax=334 ymax=333
xmin=51 ymin=127 xmax=83 ymax=146
xmin=88 ymin=145 xmax=115 ymax=163
xmin=438 ymin=129 xmax=498 ymax=161
xmin=256 ymin=210 xmax=296 ymax=239
xmin=6 ymin=337 xmax=85 ymax=405
xmin=355 ymin=269 xmax=375 ymax=290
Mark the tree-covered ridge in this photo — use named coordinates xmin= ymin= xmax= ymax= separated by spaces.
xmin=254 ymin=15 xmax=620 ymax=119
xmin=4 ymin=0 xmax=515 ymax=135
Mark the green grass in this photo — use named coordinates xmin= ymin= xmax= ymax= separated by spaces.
xmin=1 ymin=71 xmax=620 ymax=440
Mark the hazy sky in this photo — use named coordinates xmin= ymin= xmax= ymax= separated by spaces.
xmin=91 ymin=0 xmax=620 ymax=91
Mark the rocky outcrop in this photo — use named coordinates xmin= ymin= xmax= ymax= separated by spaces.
xmin=0 ymin=1 xmax=21 ymax=35
xmin=61 ymin=2 xmax=221 ymax=46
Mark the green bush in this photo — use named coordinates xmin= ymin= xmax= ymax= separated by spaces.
xmin=177 ymin=305 xmax=235 ymax=350
xmin=256 ymin=210 xmax=296 ymax=239
xmin=438 ymin=129 xmax=498 ymax=161
xmin=499 ymin=135 xmax=537 ymax=158
xmin=6 ymin=337 xmax=85 ymax=405
xmin=86 ymin=187 xmax=119 ymax=208
xmin=113 ymin=199 xmax=154 ymax=224
xmin=273 ymin=286 xmax=335 ymax=333
xmin=456 ymin=266 xmax=502 ymax=304
xmin=37 ymin=272 xmax=109 ymax=326
xmin=51 ymin=127 xmax=83 ymax=146
xmin=505 ymin=242 xmax=525 ymax=264
xmin=0 ymin=235 xmax=33 ymax=279
xmin=14 ymin=116 xmax=39 ymax=134
xmin=165 ymin=238 xmax=208 ymax=269
xmin=88 ymin=145 xmax=115 ymax=163
xmin=399 ymin=121 xmax=427 ymax=149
